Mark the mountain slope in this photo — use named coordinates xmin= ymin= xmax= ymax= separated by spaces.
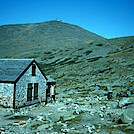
xmin=0 ymin=21 xmax=133 ymax=88
xmin=0 ymin=20 xmax=105 ymax=58
xmin=0 ymin=21 xmax=134 ymax=133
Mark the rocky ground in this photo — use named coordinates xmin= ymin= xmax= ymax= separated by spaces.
xmin=0 ymin=86 xmax=134 ymax=134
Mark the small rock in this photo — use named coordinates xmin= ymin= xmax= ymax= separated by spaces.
xmin=61 ymin=128 xmax=70 ymax=133
xmin=121 ymin=109 xmax=134 ymax=124
xmin=0 ymin=127 xmax=5 ymax=132
xmin=58 ymin=107 xmax=67 ymax=112
xmin=99 ymin=113 xmax=104 ymax=117
xmin=37 ymin=115 xmax=45 ymax=121
xmin=86 ymin=125 xmax=95 ymax=133
xmin=106 ymin=101 xmax=118 ymax=109
xmin=119 ymin=98 xmax=134 ymax=107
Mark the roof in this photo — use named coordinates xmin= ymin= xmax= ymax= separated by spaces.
xmin=0 ymin=59 xmax=34 ymax=83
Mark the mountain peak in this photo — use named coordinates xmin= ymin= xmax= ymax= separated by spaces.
xmin=0 ymin=20 xmax=106 ymax=59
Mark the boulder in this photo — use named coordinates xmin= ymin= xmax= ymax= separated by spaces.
xmin=126 ymin=124 xmax=134 ymax=131
xmin=106 ymin=101 xmax=118 ymax=109
xmin=48 ymin=114 xmax=61 ymax=123
xmin=121 ymin=109 xmax=134 ymax=124
xmin=37 ymin=124 xmax=50 ymax=131
xmin=111 ymin=130 xmax=126 ymax=134
xmin=119 ymin=98 xmax=134 ymax=107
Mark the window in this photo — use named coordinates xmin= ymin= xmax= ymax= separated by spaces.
xmin=34 ymin=83 xmax=38 ymax=100
xmin=32 ymin=64 xmax=36 ymax=76
xmin=27 ymin=83 xmax=39 ymax=101
xmin=27 ymin=83 xmax=33 ymax=101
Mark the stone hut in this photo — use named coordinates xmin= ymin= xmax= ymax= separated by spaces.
xmin=0 ymin=59 xmax=55 ymax=109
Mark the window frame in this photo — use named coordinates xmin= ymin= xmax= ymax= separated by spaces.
xmin=32 ymin=64 xmax=36 ymax=76
xmin=34 ymin=83 xmax=38 ymax=100
xmin=27 ymin=83 xmax=33 ymax=101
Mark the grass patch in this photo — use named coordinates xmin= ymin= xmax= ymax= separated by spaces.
xmin=7 ymin=115 xmax=30 ymax=120
xmin=100 ymin=124 xmax=134 ymax=134
xmin=84 ymin=50 xmax=93 ymax=55
xmin=30 ymin=121 xmax=42 ymax=130
xmin=96 ymin=43 xmax=103 ymax=46
xmin=52 ymin=123 xmax=63 ymax=132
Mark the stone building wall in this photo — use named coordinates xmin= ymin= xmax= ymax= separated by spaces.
xmin=0 ymin=83 xmax=14 ymax=108
xmin=15 ymin=63 xmax=47 ymax=108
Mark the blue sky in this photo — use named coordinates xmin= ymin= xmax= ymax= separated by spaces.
xmin=0 ymin=0 xmax=134 ymax=38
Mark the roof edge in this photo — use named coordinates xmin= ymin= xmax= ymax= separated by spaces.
xmin=0 ymin=80 xmax=14 ymax=84
xmin=14 ymin=59 xmax=48 ymax=83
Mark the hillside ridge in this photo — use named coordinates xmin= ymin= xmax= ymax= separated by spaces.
xmin=0 ymin=20 xmax=106 ymax=58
